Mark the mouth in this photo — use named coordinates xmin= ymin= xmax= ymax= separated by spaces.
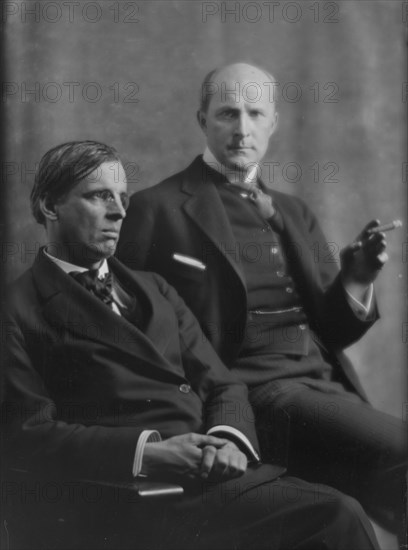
xmin=228 ymin=146 xmax=253 ymax=152
xmin=102 ymin=230 xmax=120 ymax=239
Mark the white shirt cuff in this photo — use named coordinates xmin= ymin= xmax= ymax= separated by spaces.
xmin=132 ymin=430 xmax=161 ymax=477
xmin=207 ymin=425 xmax=260 ymax=461
xmin=344 ymin=284 xmax=374 ymax=320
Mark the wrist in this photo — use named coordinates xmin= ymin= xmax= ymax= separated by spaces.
xmin=341 ymin=276 xmax=370 ymax=302
xmin=140 ymin=442 xmax=161 ymax=476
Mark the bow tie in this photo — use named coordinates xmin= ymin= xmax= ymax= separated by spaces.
xmin=70 ymin=269 xmax=113 ymax=306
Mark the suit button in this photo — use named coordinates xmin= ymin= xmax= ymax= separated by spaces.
xmin=298 ymin=324 xmax=307 ymax=330
xmin=179 ymin=384 xmax=191 ymax=394
xmin=276 ymin=271 xmax=285 ymax=278
xmin=285 ymin=287 xmax=293 ymax=293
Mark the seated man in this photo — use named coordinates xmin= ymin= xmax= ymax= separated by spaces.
xmin=2 ymin=140 xmax=380 ymax=550
xmin=116 ymin=63 xmax=407 ymax=538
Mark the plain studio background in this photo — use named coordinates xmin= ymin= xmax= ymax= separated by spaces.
xmin=2 ymin=1 xmax=406 ymax=547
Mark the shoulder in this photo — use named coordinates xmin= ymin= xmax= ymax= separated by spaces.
xmin=127 ymin=156 xmax=201 ymax=208
xmin=270 ymin=188 xmax=311 ymax=213
xmin=4 ymin=268 xmax=38 ymax=323
xmin=110 ymin=257 xmax=168 ymax=291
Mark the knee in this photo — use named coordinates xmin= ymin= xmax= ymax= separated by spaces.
xmin=316 ymin=486 xmax=371 ymax=531
xmin=331 ymin=492 xmax=367 ymax=521
xmin=320 ymin=490 xmax=379 ymax=549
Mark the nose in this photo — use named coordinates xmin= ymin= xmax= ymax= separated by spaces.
xmin=106 ymin=196 xmax=126 ymax=220
xmin=234 ymin=113 xmax=250 ymax=138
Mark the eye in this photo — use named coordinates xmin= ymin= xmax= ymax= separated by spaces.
xmin=85 ymin=190 xmax=114 ymax=202
xmin=218 ymin=110 xmax=236 ymax=119
xmin=97 ymin=190 xmax=114 ymax=201
xmin=120 ymin=193 xmax=130 ymax=210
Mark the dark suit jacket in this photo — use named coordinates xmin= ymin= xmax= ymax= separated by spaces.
xmin=117 ymin=156 xmax=378 ymax=401
xmin=3 ymin=250 xmax=261 ymax=481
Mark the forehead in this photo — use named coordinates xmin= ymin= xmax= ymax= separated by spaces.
xmin=208 ymin=66 xmax=276 ymax=112
xmin=72 ymin=161 xmax=127 ymax=193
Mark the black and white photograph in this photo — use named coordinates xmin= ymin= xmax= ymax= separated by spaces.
xmin=1 ymin=1 xmax=407 ymax=549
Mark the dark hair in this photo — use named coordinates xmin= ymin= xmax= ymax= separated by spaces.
xmin=199 ymin=64 xmax=277 ymax=113
xmin=30 ymin=140 xmax=121 ymax=225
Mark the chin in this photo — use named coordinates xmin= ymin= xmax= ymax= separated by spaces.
xmin=228 ymin=153 xmax=254 ymax=166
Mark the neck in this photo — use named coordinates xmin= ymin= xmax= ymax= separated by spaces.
xmin=44 ymin=244 xmax=104 ymax=271
xmin=202 ymin=148 xmax=258 ymax=186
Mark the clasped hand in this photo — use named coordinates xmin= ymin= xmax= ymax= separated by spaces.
xmin=142 ymin=433 xmax=248 ymax=482
xmin=340 ymin=220 xmax=388 ymax=289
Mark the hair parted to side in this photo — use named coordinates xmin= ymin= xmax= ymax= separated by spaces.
xmin=31 ymin=140 xmax=121 ymax=225
xmin=199 ymin=64 xmax=277 ymax=113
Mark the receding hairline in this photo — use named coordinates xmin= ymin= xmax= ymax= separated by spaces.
xmin=199 ymin=63 xmax=277 ymax=113
xmin=210 ymin=63 xmax=276 ymax=85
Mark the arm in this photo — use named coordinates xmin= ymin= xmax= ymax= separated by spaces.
xmin=2 ymin=314 xmax=144 ymax=481
xmin=295 ymin=199 xmax=379 ymax=349
xmin=152 ymin=273 xmax=260 ymax=459
xmin=340 ymin=219 xmax=388 ymax=301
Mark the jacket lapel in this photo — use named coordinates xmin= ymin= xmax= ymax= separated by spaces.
xmin=180 ymin=158 xmax=324 ymax=317
xmin=181 ymin=157 xmax=247 ymax=291
xmin=32 ymin=251 xmax=185 ymax=383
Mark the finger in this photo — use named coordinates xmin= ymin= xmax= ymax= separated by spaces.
xmin=345 ymin=241 xmax=363 ymax=253
xmin=357 ymin=219 xmax=381 ymax=242
xmin=360 ymin=234 xmax=387 ymax=254
xmin=375 ymin=251 xmax=388 ymax=266
xmin=218 ymin=450 xmax=247 ymax=480
xmin=209 ymin=450 xmax=231 ymax=479
xmin=200 ymin=445 xmax=217 ymax=479
xmin=341 ymin=242 xmax=362 ymax=263
xmin=189 ymin=433 xmax=230 ymax=449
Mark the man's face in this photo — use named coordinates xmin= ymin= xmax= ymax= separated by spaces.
xmin=198 ymin=64 xmax=278 ymax=170
xmin=50 ymin=161 xmax=128 ymax=267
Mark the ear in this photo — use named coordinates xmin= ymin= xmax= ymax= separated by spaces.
xmin=197 ymin=110 xmax=208 ymax=134
xmin=268 ymin=111 xmax=279 ymax=138
xmin=39 ymin=196 xmax=59 ymax=222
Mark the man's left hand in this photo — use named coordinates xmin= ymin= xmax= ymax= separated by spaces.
xmin=340 ymin=219 xmax=388 ymax=288
xmin=200 ymin=441 xmax=248 ymax=481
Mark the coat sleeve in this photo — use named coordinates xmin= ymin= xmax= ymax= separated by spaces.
xmin=2 ymin=311 xmax=143 ymax=481
xmin=151 ymin=273 xmax=260 ymax=455
xmin=294 ymin=197 xmax=378 ymax=349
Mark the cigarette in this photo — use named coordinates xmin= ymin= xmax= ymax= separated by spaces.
xmin=367 ymin=220 xmax=403 ymax=234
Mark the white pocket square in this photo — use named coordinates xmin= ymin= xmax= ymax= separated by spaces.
xmin=172 ymin=253 xmax=206 ymax=271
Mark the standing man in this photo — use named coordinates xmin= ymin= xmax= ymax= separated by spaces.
xmin=117 ymin=63 xmax=407 ymax=537
xmin=2 ymin=140 xmax=381 ymax=550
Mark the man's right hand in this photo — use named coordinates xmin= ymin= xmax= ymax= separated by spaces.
xmin=141 ymin=433 xmax=233 ymax=479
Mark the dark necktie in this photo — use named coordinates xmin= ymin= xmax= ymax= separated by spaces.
xmin=223 ymin=181 xmax=285 ymax=233
xmin=70 ymin=270 xmax=113 ymax=306
xmin=267 ymin=207 xmax=284 ymax=233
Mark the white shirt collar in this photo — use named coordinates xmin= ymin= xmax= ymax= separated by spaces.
xmin=44 ymin=248 xmax=109 ymax=279
xmin=202 ymin=147 xmax=259 ymax=186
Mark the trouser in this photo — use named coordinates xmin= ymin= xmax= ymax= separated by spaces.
xmin=144 ymin=471 xmax=380 ymax=550
xmin=250 ymin=379 xmax=407 ymax=539
xmin=7 ymin=467 xmax=380 ymax=550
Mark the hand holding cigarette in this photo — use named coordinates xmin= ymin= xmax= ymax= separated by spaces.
xmin=341 ymin=219 xmax=400 ymax=287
